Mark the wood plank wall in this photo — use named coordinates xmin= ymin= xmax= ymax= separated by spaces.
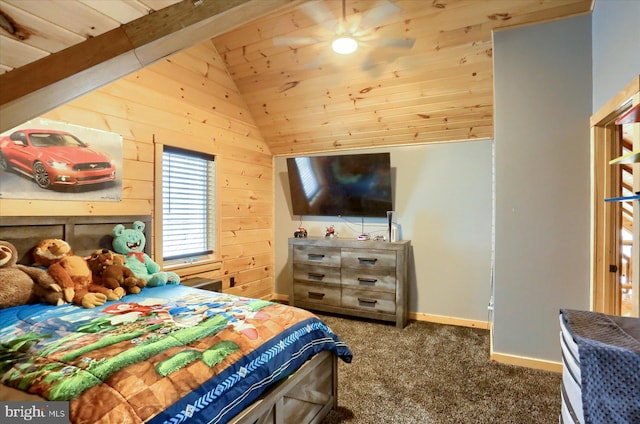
xmin=0 ymin=39 xmax=275 ymax=300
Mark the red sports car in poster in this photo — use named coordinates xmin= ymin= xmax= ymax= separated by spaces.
xmin=0 ymin=129 xmax=116 ymax=189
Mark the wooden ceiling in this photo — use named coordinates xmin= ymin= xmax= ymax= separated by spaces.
xmin=0 ymin=0 xmax=593 ymax=155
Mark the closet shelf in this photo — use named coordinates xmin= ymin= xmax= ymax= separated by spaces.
xmin=615 ymin=103 xmax=640 ymax=125
xmin=609 ymin=149 xmax=640 ymax=165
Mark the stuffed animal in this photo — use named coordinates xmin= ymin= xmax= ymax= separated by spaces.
xmin=31 ymin=239 xmax=123 ymax=308
xmin=112 ymin=221 xmax=180 ymax=287
xmin=86 ymin=249 xmax=147 ymax=294
xmin=0 ymin=240 xmax=65 ymax=308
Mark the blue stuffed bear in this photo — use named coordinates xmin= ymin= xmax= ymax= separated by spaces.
xmin=112 ymin=221 xmax=180 ymax=287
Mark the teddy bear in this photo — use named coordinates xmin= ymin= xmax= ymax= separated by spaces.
xmin=31 ymin=239 xmax=125 ymax=308
xmin=0 ymin=240 xmax=65 ymax=308
xmin=86 ymin=249 xmax=147 ymax=294
xmin=112 ymin=221 xmax=180 ymax=287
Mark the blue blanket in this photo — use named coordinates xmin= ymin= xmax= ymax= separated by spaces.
xmin=560 ymin=309 xmax=640 ymax=424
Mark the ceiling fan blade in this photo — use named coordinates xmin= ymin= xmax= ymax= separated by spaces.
xmin=298 ymin=0 xmax=337 ymax=26
xmin=358 ymin=0 xmax=401 ymax=32
xmin=360 ymin=56 xmax=387 ymax=78
xmin=305 ymin=53 xmax=330 ymax=70
xmin=379 ymin=37 xmax=416 ymax=49
xmin=273 ymin=36 xmax=324 ymax=47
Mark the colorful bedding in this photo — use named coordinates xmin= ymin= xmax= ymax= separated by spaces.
xmin=0 ymin=285 xmax=353 ymax=423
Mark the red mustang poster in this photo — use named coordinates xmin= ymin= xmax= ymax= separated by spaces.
xmin=0 ymin=118 xmax=123 ymax=201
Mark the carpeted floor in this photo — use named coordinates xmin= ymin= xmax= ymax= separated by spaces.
xmin=318 ymin=313 xmax=562 ymax=424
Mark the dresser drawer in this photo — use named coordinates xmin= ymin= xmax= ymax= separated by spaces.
xmin=294 ymin=282 xmax=341 ymax=306
xmin=341 ymin=268 xmax=396 ymax=292
xmin=293 ymin=263 xmax=341 ymax=285
xmin=341 ymin=248 xmax=396 ymax=269
xmin=293 ymin=245 xmax=341 ymax=266
xmin=341 ymin=287 xmax=396 ymax=314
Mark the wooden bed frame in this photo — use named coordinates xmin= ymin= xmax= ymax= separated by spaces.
xmin=0 ymin=215 xmax=339 ymax=424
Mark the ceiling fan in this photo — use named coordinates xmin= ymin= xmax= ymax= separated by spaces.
xmin=273 ymin=0 xmax=415 ymax=69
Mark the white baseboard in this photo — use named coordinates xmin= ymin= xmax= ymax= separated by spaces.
xmin=409 ymin=312 xmax=491 ymax=330
xmin=272 ymin=294 xmax=490 ymax=329
xmin=489 ymin=352 xmax=562 ymax=373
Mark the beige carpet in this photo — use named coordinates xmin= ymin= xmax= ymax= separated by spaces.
xmin=318 ymin=313 xmax=562 ymax=424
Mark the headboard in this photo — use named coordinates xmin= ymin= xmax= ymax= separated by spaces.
xmin=0 ymin=215 xmax=152 ymax=264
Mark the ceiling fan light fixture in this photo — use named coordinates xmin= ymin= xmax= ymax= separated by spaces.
xmin=332 ymin=36 xmax=358 ymax=54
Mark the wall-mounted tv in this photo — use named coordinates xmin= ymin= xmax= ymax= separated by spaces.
xmin=286 ymin=152 xmax=393 ymax=217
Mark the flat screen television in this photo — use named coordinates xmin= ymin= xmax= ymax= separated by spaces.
xmin=286 ymin=152 xmax=393 ymax=217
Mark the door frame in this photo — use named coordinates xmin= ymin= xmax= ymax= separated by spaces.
xmin=590 ymin=76 xmax=639 ymax=316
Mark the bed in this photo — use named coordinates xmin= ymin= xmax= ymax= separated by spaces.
xmin=0 ymin=215 xmax=353 ymax=424
xmin=559 ymin=309 xmax=640 ymax=424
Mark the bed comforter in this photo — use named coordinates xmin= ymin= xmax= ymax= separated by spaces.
xmin=0 ymin=285 xmax=352 ymax=423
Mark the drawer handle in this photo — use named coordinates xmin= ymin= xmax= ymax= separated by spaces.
xmin=309 ymin=292 xmax=325 ymax=300
xmin=308 ymin=272 xmax=325 ymax=280
xmin=358 ymin=298 xmax=378 ymax=307
xmin=308 ymin=253 xmax=325 ymax=260
xmin=357 ymin=277 xmax=378 ymax=286
xmin=358 ymin=257 xmax=378 ymax=264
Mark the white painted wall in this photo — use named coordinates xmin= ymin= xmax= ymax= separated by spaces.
xmin=493 ymin=15 xmax=592 ymax=362
xmin=592 ymin=0 xmax=640 ymax=113
xmin=274 ymin=140 xmax=494 ymax=323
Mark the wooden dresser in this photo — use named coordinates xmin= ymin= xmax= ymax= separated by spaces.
xmin=289 ymin=237 xmax=411 ymax=328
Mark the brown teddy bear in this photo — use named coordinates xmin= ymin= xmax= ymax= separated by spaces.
xmin=31 ymin=239 xmax=124 ymax=308
xmin=0 ymin=240 xmax=65 ymax=309
xmin=86 ymin=249 xmax=147 ymax=295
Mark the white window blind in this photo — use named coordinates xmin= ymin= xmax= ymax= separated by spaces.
xmin=162 ymin=147 xmax=215 ymax=261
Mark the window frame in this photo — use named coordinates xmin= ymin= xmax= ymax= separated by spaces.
xmin=154 ymin=143 xmax=219 ymax=271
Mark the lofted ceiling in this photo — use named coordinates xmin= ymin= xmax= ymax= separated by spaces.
xmin=0 ymin=0 xmax=594 ymax=155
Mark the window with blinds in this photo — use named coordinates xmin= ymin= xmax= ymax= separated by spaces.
xmin=162 ymin=146 xmax=215 ymax=262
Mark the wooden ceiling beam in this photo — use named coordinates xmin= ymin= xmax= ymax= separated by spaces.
xmin=0 ymin=0 xmax=298 ymax=132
